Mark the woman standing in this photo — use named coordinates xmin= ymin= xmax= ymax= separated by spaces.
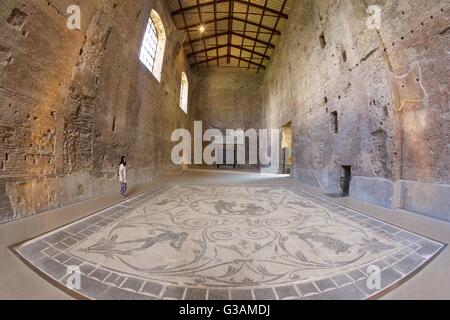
xmin=118 ymin=156 xmax=127 ymax=198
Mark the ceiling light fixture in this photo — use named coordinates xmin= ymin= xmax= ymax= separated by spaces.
xmin=199 ymin=25 xmax=206 ymax=33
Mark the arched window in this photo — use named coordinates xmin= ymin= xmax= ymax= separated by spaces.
xmin=180 ymin=72 xmax=189 ymax=114
xmin=139 ymin=10 xmax=166 ymax=82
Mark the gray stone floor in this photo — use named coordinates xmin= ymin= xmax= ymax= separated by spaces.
xmin=1 ymin=170 xmax=450 ymax=300
xmin=13 ymin=177 xmax=444 ymax=300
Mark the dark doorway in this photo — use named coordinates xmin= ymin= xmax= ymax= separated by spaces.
xmin=341 ymin=166 xmax=352 ymax=196
xmin=281 ymin=122 xmax=292 ymax=174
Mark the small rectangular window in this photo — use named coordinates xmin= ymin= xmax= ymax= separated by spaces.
xmin=139 ymin=18 xmax=159 ymax=73
xmin=180 ymin=73 xmax=189 ymax=114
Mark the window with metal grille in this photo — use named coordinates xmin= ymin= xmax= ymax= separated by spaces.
xmin=140 ymin=17 xmax=159 ymax=74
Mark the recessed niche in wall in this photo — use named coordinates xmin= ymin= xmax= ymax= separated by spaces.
xmin=342 ymin=50 xmax=347 ymax=63
xmin=341 ymin=166 xmax=352 ymax=196
xmin=319 ymin=32 xmax=326 ymax=48
xmin=331 ymin=111 xmax=339 ymax=133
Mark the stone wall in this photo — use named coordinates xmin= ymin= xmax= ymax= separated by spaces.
xmin=0 ymin=0 xmax=192 ymax=223
xmin=191 ymin=68 xmax=263 ymax=132
xmin=189 ymin=68 xmax=263 ymax=169
xmin=262 ymin=0 xmax=450 ymax=220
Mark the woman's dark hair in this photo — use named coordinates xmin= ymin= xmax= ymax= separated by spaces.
xmin=120 ymin=156 xmax=127 ymax=166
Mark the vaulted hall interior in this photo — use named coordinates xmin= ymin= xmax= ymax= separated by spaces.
xmin=0 ymin=0 xmax=449 ymax=301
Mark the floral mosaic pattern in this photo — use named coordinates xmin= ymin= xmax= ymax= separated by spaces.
xmin=16 ymin=184 xmax=444 ymax=300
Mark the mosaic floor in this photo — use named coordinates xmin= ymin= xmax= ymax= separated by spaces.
xmin=15 ymin=184 xmax=444 ymax=300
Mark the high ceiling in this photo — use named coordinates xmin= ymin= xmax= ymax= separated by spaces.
xmin=168 ymin=0 xmax=294 ymax=72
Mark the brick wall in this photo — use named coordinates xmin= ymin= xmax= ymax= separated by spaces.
xmin=0 ymin=0 xmax=192 ymax=223
xmin=191 ymin=68 xmax=263 ymax=132
xmin=262 ymin=0 xmax=449 ymax=193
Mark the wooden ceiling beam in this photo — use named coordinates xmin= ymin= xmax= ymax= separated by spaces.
xmin=237 ymin=0 xmax=251 ymax=67
xmin=178 ymin=0 xmax=198 ymax=66
xmin=182 ymin=17 xmax=229 ymax=31
xmin=196 ymin=0 xmax=209 ymax=67
xmin=192 ymin=54 xmax=266 ymax=69
xmin=192 ymin=55 xmax=228 ymax=67
xmin=257 ymin=0 xmax=288 ymax=72
xmin=214 ymin=0 xmax=220 ymax=66
xmin=177 ymin=4 xmax=283 ymax=35
xmin=234 ymin=0 xmax=288 ymax=19
xmin=171 ymin=0 xmax=288 ymax=18
xmin=247 ymin=0 xmax=267 ymax=70
xmin=235 ymin=45 xmax=270 ymax=59
xmin=232 ymin=16 xmax=281 ymax=35
xmin=184 ymin=31 xmax=229 ymax=45
xmin=230 ymin=54 xmax=266 ymax=69
xmin=227 ymin=0 xmax=234 ymax=63
xmin=188 ymin=44 xmax=228 ymax=57
xmin=231 ymin=31 xmax=275 ymax=49
xmin=188 ymin=44 xmax=270 ymax=60
xmin=172 ymin=0 xmax=229 ymax=16
xmin=181 ymin=16 xmax=281 ymax=36
xmin=175 ymin=0 xmax=288 ymax=70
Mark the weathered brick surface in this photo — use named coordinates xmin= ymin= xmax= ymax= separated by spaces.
xmin=191 ymin=68 xmax=263 ymax=132
xmin=0 ymin=0 xmax=192 ymax=223
xmin=262 ymin=0 xmax=449 ymax=194
xmin=189 ymin=68 xmax=264 ymax=171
